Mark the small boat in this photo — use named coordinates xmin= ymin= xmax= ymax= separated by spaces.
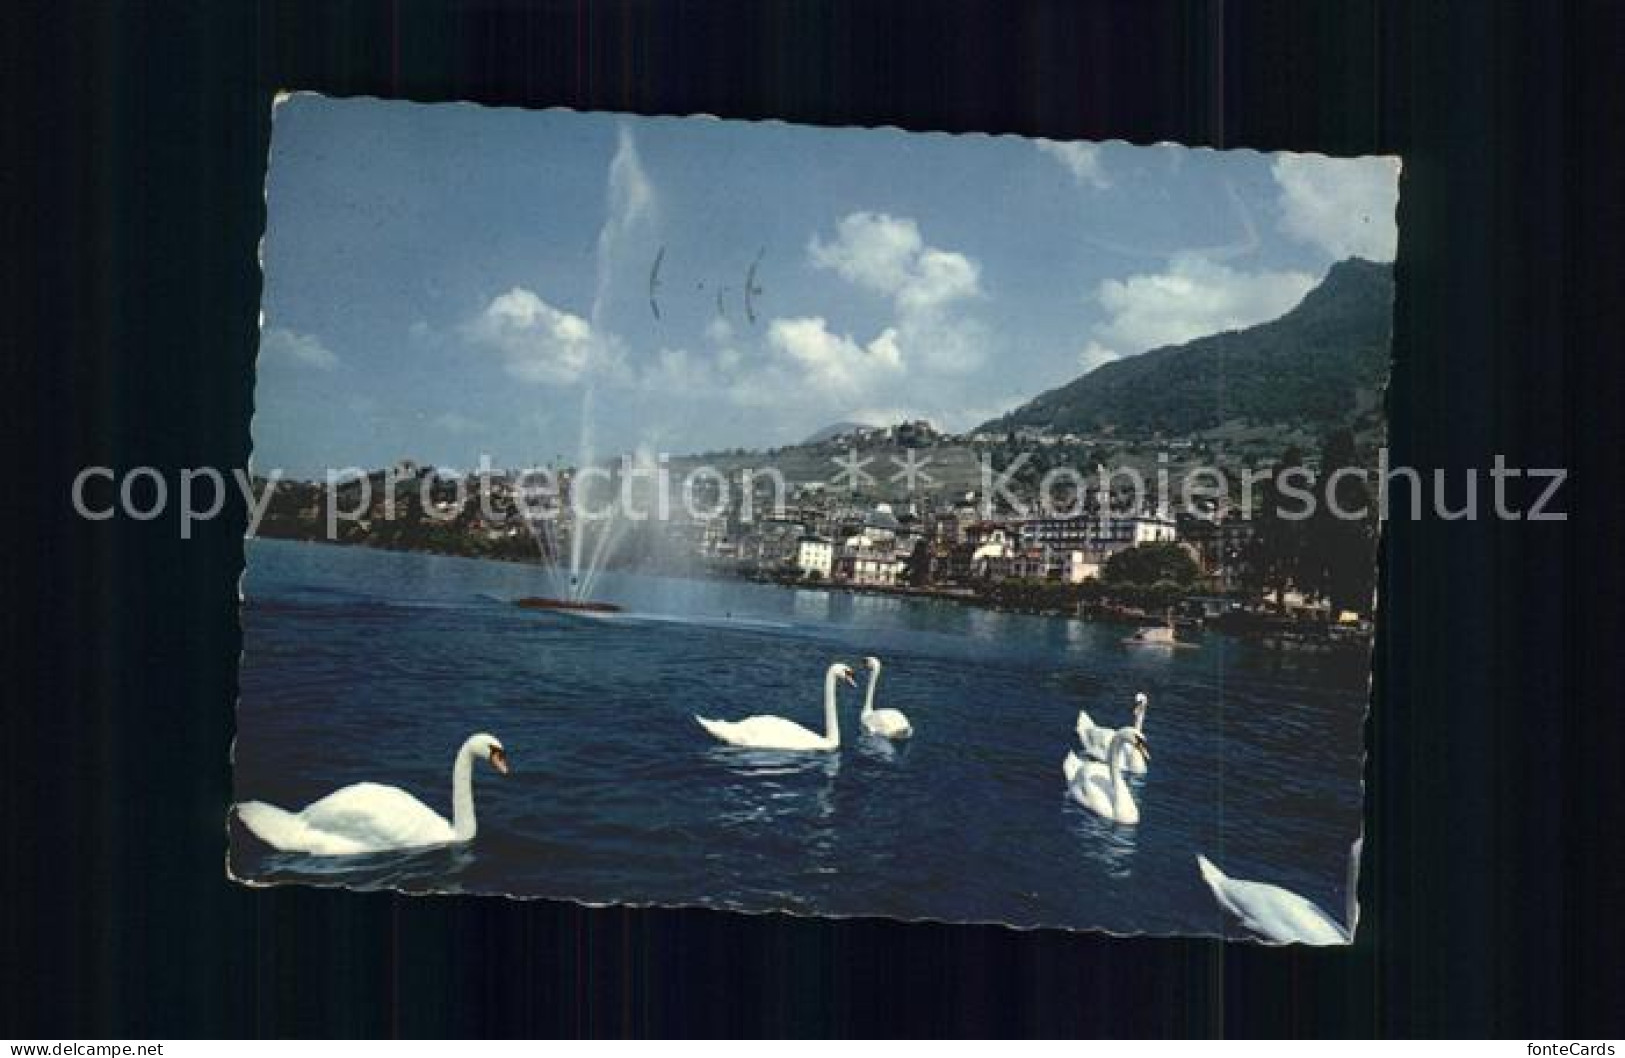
xmin=1122 ymin=611 xmax=1199 ymax=649
xmin=515 ymin=596 xmax=624 ymax=614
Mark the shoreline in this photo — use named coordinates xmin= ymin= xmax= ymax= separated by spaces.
xmin=249 ymin=534 xmax=1370 ymax=655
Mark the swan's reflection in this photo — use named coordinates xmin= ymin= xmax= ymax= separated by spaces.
xmin=1124 ymin=644 xmax=1177 ymax=669
xmin=251 ymin=840 xmax=477 ymax=891
xmin=705 ymin=747 xmax=842 ymax=828
xmin=1064 ymin=787 xmax=1143 ymax=880
xmin=855 ymin=731 xmax=912 ymax=763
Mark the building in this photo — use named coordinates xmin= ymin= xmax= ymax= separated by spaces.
xmin=746 ymin=517 xmax=806 ymax=568
xmin=970 ymin=527 xmax=1015 ymax=563
xmin=969 ymin=528 xmax=1022 ymax=580
xmin=836 ymin=545 xmax=904 ymax=586
xmin=1177 ymin=511 xmax=1256 ymax=592
xmin=1019 ymin=510 xmax=1178 ymax=554
xmin=1128 ymin=511 xmax=1179 ymax=544
xmin=893 ymin=419 xmax=937 ymax=447
xmin=1060 ymin=546 xmax=1117 ymax=583
xmin=699 ymin=514 xmax=731 ymax=554
xmin=795 ymin=535 xmax=834 ymax=579
xmin=863 ymin=503 xmax=901 ymax=543
xmin=927 ymin=540 xmax=976 ymax=583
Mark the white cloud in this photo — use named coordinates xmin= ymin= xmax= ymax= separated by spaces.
xmin=808 ymin=212 xmax=981 ymax=312
xmin=464 ymin=287 xmax=599 ymax=384
xmin=662 ymin=311 xmax=1016 ymax=437
xmin=261 ymin=327 xmax=339 ymax=371
xmin=807 ymin=212 xmax=987 ymax=375
xmin=704 ymin=316 xmax=734 ymax=346
xmin=1036 ymin=139 xmax=1110 ymax=190
xmin=626 ymin=316 xmax=749 ymax=406
xmin=684 ymin=315 xmax=904 ymax=415
xmin=712 ymin=314 xmax=1001 ymax=436
xmin=1091 ymin=254 xmax=1317 ymax=354
xmin=767 ymin=317 xmax=904 ymax=396
xmin=1077 ymin=340 xmax=1121 ymax=374
xmin=901 ymin=248 xmax=982 ymax=314
xmin=845 ymin=406 xmax=921 ymax=427
xmin=809 ymin=212 xmax=919 ymax=294
xmin=620 ymin=215 xmax=991 ymax=436
xmin=643 ymin=347 xmax=720 ymax=397
xmin=464 ymin=130 xmax=653 ymax=392
xmin=1272 ymin=154 xmax=1400 ymax=261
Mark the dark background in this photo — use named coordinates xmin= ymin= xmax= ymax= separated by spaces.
xmin=4 ymin=0 xmax=1622 ymax=1038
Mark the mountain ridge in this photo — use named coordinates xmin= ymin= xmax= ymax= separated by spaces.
xmin=979 ymin=257 xmax=1394 ymax=438
xmin=802 ymin=420 xmax=880 ymax=445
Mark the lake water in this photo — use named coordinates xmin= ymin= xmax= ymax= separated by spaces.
xmin=233 ymin=538 xmax=1368 ymax=938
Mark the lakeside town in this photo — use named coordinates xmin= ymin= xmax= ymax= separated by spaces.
xmin=253 ymin=418 xmax=1380 ymax=654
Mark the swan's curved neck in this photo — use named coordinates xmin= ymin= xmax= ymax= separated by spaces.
xmin=451 ymin=741 xmax=479 ymax=841
xmin=1106 ymin=732 xmax=1134 ymax=810
xmin=862 ymin=664 xmax=880 ymax=716
xmin=822 ymin=666 xmax=842 ymax=747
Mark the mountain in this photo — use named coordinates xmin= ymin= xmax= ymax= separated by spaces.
xmin=802 ymin=420 xmax=879 ymax=445
xmin=980 ymin=258 xmax=1394 ymax=438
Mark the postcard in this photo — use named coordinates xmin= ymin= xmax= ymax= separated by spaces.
xmin=233 ymin=95 xmax=1397 ymax=943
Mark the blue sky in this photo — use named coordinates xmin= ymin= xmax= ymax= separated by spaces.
xmin=255 ymin=95 xmax=1399 ymax=476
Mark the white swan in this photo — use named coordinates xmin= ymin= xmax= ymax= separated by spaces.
xmin=858 ymin=656 xmax=913 ymax=740
xmin=696 ymin=662 xmax=857 ymax=751
xmin=1195 ymin=838 xmax=1362 ymax=945
xmin=1062 ymin=727 xmax=1150 ymax=824
xmin=1076 ymin=691 xmax=1149 ymax=774
xmin=234 ymin=733 xmax=509 ymax=856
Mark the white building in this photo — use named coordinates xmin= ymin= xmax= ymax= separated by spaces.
xmin=1019 ymin=510 xmax=1178 ymax=550
xmin=1130 ymin=512 xmax=1178 ymax=544
xmin=1061 ymin=547 xmax=1117 ymax=583
xmin=840 ymin=547 xmax=904 ymax=586
xmin=795 ymin=535 xmax=834 ymax=579
xmin=971 ymin=528 xmax=1015 ymax=565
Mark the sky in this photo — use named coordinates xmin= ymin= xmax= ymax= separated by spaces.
xmin=254 ymin=95 xmax=1399 ymax=477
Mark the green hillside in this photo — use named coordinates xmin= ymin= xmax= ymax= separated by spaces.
xmin=981 ymin=258 xmax=1394 ymax=438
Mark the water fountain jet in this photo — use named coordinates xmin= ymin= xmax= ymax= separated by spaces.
xmin=514 ymin=125 xmax=653 ymax=616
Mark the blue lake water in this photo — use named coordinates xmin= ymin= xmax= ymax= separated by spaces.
xmin=233 ymin=538 xmax=1368 ymax=938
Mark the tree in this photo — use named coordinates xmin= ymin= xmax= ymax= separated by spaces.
xmin=1143 ymin=578 xmax=1186 ymax=611
xmin=904 ymin=539 xmax=932 ymax=587
xmin=1242 ymin=445 xmax=1309 ymax=609
xmin=1102 ymin=541 xmax=1199 ymax=589
xmin=1301 ymin=428 xmax=1377 ymax=614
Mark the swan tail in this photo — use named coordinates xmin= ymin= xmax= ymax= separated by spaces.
xmin=235 ymin=800 xmax=380 ymax=856
xmin=1062 ymin=750 xmax=1085 ymax=784
xmin=1075 ymin=710 xmax=1095 ymax=739
xmin=695 ymin=716 xmax=734 ymax=743
xmin=235 ymin=800 xmax=305 ymax=851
